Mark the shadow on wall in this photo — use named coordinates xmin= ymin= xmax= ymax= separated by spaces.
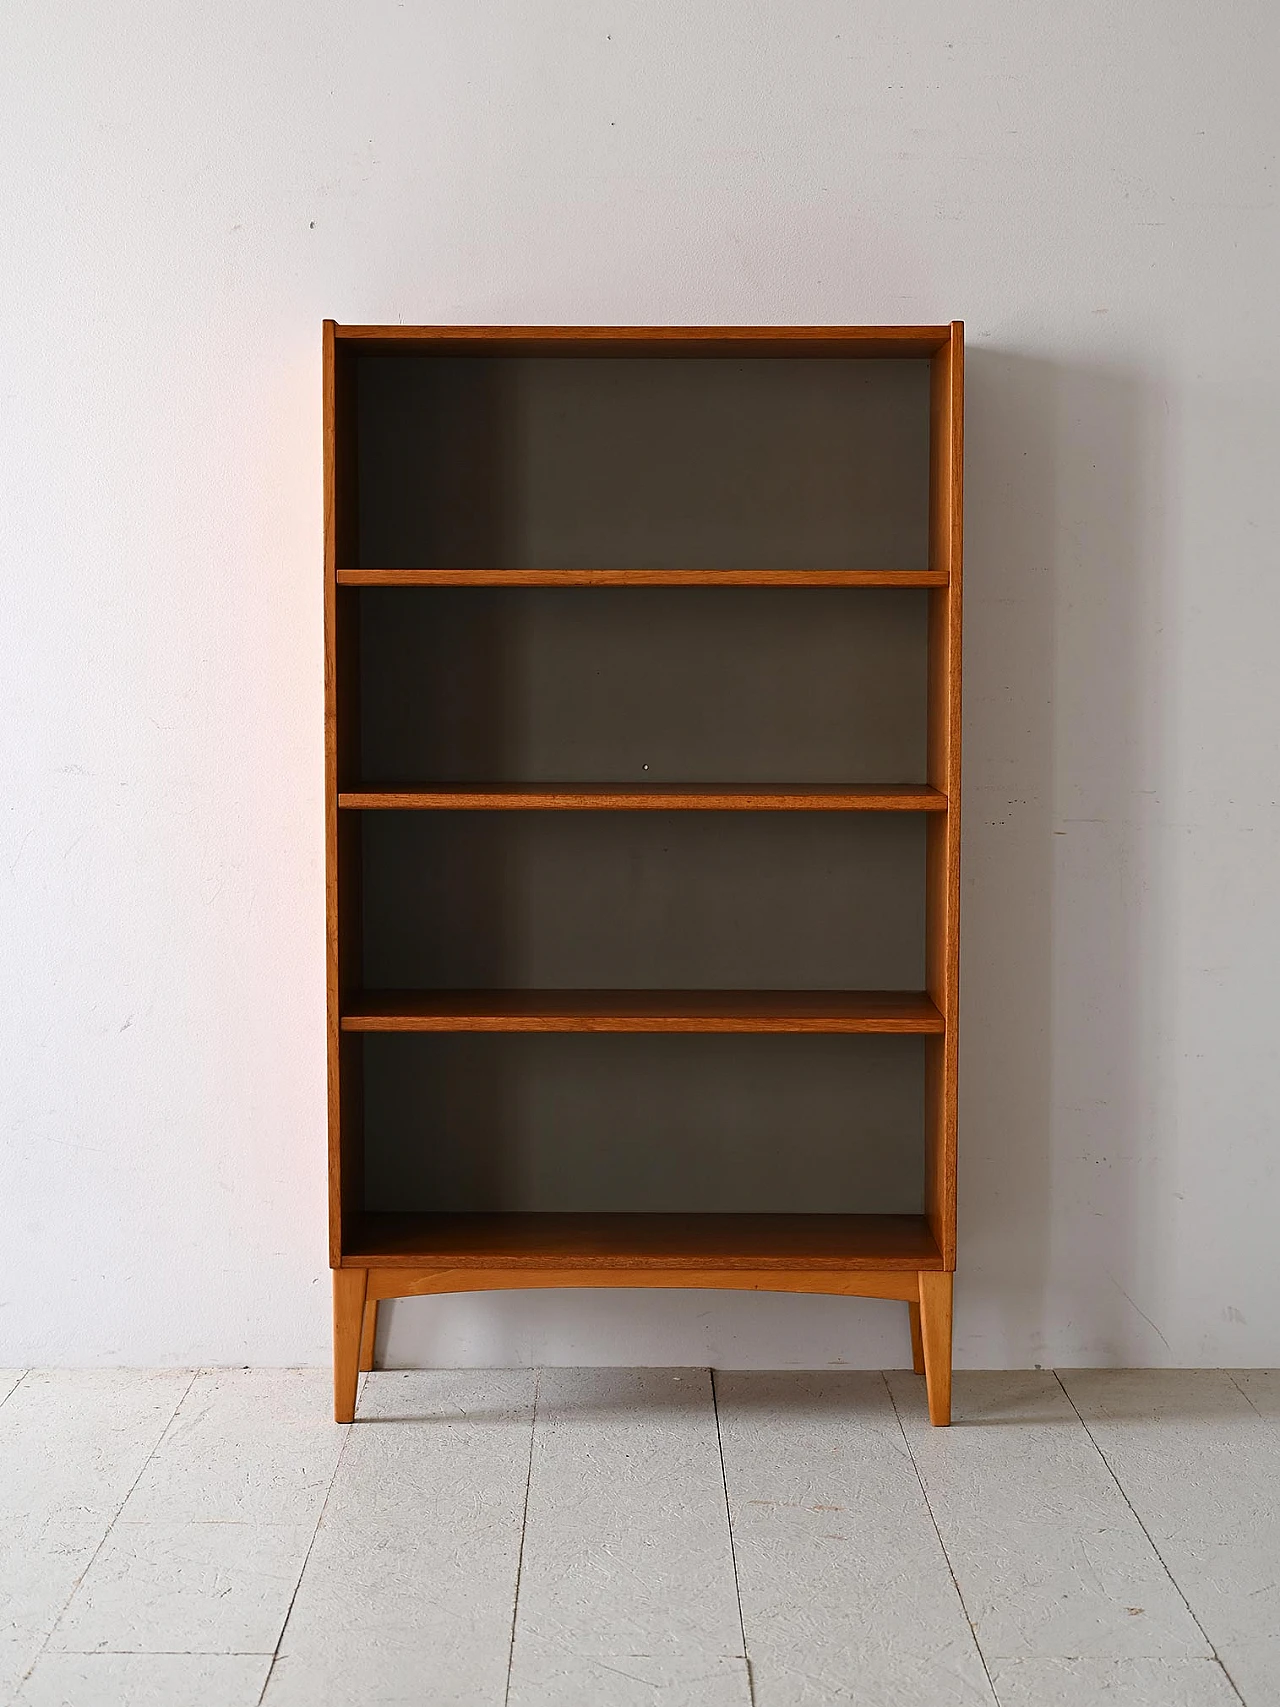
xmin=376 ymin=344 xmax=1172 ymax=1372
xmin=960 ymin=346 xmax=1171 ymax=1367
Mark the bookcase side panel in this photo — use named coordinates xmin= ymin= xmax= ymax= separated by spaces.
xmin=326 ymin=326 xmax=364 ymax=1263
xmin=924 ymin=324 xmax=963 ymax=1269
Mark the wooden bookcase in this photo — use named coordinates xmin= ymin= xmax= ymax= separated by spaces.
xmin=324 ymin=322 xmax=963 ymax=1425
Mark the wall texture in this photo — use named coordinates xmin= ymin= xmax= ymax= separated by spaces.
xmin=1 ymin=2 xmax=1276 ymax=1368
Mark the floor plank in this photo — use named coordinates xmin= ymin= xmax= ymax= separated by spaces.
xmin=47 ymin=1370 xmax=343 ymax=1663
xmin=887 ymin=1371 xmax=1207 ymax=1661
xmin=0 ymin=1371 xmax=191 ymax=1524
xmin=0 ymin=1516 xmax=124 ymax=1706
xmin=15 ymin=1653 xmax=271 ymax=1707
xmin=1060 ymin=1370 xmax=1276 ymax=1705
xmin=717 ymin=1371 xmax=994 ymax=1706
xmin=118 ymin=1368 xmax=346 ymax=1525
xmin=48 ymin=1522 xmax=316 ymax=1656
xmin=988 ymin=1658 xmax=1240 ymax=1707
xmin=507 ymin=1369 xmax=750 ymax=1707
xmin=0 ymin=1371 xmax=191 ymax=1701
xmin=261 ymin=1370 xmax=536 ymax=1707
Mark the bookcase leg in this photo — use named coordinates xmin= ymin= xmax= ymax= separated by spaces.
xmin=333 ymin=1268 xmax=368 ymax=1423
xmin=917 ymin=1272 xmax=953 ymax=1427
xmin=908 ymin=1301 xmax=925 ymax=1375
xmin=358 ymin=1299 xmax=379 ymax=1373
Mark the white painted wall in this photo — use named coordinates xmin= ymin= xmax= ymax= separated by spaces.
xmin=2 ymin=2 xmax=1276 ymax=1369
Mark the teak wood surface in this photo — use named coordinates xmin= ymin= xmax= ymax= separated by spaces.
xmin=339 ymin=989 xmax=945 ymax=1034
xmin=338 ymin=568 xmax=949 ymax=587
xmin=341 ymin=1211 xmax=944 ymax=1270
xmin=338 ymin=784 xmax=948 ymax=812
xmin=924 ymin=328 xmax=963 ymax=1273
xmin=331 ymin=324 xmax=953 ymax=357
xmin=324 ymin=322 xmax=962 ymax=1428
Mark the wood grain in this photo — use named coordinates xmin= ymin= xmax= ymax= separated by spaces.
xmin=337 ymin=567 xmax=948 ymax=587
xmin=331 ymin=323 xmax=953 ymax=357
xmin=924 ymin=322 xmax=963 ymax=1274
xmin=340 ymin=989 xmax=946 ymax=1034
xmin=332 ymin=1268 xmax=368 ymax=1424
xmin=342 ymin=1211 xmax=943 ymax=1273
xmin=339 ymin=784 xmax=948 ymax=812
xmin=909 ymin=1301 xmax=925 ymax=1375
xmin=357 ymin=1301 xmax=378 ymax=1373
xmin=365 ymin=1267 xmax=922 ymax=1303
xmin=323 ymin=322 xmax=343 ymax=1266
xmin=325 ymin=323 xmax=363 ymax=1265
xmin=918 ymin=1270 xmax=953 ymax=1427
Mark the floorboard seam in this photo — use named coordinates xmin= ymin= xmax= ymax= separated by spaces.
xmin=17 ymin=1367 xmax=199 ymax=1696
xmin=52 ymin=1648 xmax=278 ymax=1657
xmin=0 ymin=1371 xmax=30 ymax=1412
xmin=1052 ymin=1371 xmax=1248 ymax=1707
xmin=1225 ymin=1371 xmax=1263 ymax=1417
xmin=502 ymin=1367 xmax=539 ymax=1707
xmin=883 ymin=1373 xmax=1000 ymax=1705
xmin=710 ymin=1367 xmax=756 ymax=1706
xmin=253 ymin=1370 xmax=358 ymax=1707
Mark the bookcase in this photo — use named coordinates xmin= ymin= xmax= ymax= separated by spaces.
xmin=324 ymin=322 xmax=963 ymax=1425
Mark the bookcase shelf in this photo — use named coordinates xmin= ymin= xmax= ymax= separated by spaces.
xmin=342 ymin=1212 xmax=944 ymax=1276
xmin=339 ymin=785 xmax=948 ymax=812
xmin=324 ymin=321 xmax=963 ymax=1425
xmin=340 ymin=989 xmax=946 ymax=1034
xmin=338 ymin=568 xmax=949 ymax=587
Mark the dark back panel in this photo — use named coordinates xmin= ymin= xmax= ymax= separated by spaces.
xmin=357 ymin=586 xmax=927 ymax=786
xmin=362 ymin=1032 xmax=924 ymax=1214
xmin=361 ymin=810 xmax=924 ymax=991
xmin=357 ymin=357 xmax=929 ymax=570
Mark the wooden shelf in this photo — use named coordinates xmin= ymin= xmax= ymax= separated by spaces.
xmin=332 ymin=324 xmax=954 ymax=358
xmin=341 ymin=989 xmax=945 ymax=1035
xmin=338 ymin=568 xmax=948 ymax=587
xmin=341 ymin=1211 xmax=944 ymax=1271
xmin=339 ymin=784 xmax=948 ymax=812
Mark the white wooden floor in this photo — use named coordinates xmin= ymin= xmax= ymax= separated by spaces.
xmin=1 ymin=1369 xmax=1275 ymax=1706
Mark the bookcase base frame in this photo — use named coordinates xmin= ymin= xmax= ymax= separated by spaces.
xmin=333 ymin=1267 xmax=953 ymax=1428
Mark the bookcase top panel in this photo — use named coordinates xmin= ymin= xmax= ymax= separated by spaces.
xmin=330 ymin=323 xmax=957 ymax=358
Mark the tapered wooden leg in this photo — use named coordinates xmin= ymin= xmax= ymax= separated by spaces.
xmin=917 ymin=1271 xmax=953 ymax=1426
xmin=908 ymin=1301 xmax=925 ymax=1375
xmin=358 ymin=1299 xmax=379 ymax=1372
xmin=333 ymin=1267 xmax=368 ymax=1423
